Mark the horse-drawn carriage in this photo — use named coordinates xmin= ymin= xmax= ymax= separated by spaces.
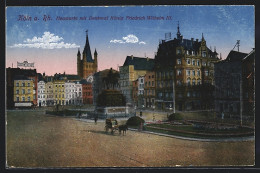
xmin=105 ymin=118 xmax=119 ymax=134
xmin=105 ymin=118 xmax=128 ymax=135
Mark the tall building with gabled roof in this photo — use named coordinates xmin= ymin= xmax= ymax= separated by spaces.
xmin=77 ymin=30 xmax=98 ymax=79
xmin=154 ymin=23 xmax=220 ymax=111
xmin=119 ymin=55 xmax=155 ymax=106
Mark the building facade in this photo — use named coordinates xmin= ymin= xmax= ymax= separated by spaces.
xmin=214 ymin=50 xmax=248 ymax=117
xmin=77 ymin=31 xmax=98 ymax=79
xmin=242 ymin=49 xmax=255 ymax=117
xmin=37 ymin=80 xmax=46 ymax=106
xmin=46 ymin=82 xmax=54 ymax=106
xmin=53 ymin=80 xmax=65 ymax=105
xmin=7 ymin=68 xmax=38 ymax=108
xmin=144 ymin=71 xmax=156 ymax=108
xmin=119 ymin=56 xmax=155 ymax=106
xmin=81 ymin=79 xmax=93 ymax=105
xmin=154 ymin=24 xmax=219 ymax=111
xmin=13 ymin=75 xmax=34 ymax=107
xmin=75 ymin=81 xmax=83 ymax=105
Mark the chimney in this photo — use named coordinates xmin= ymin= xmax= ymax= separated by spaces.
xmin=196 ymin=39 xmax=198 ymax=42
xmin=131 ymin=55 xmax=134 ymax=60
xmin=191 ymin=38 xmax=194 ymax=42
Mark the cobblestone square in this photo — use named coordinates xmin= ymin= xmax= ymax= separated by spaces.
xmin=6 ymin=110 xmax=254 ymax=167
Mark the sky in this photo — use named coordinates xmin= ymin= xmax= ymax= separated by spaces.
xmin=6 ymin=6 xmax=255 ymax=76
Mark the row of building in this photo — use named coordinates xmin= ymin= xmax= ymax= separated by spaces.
xmin=7 ymin=69 xmax=93 ymax=108
xmin=6 ymin=25 xmax=255 ymax=118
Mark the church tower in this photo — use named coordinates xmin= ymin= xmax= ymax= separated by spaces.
xmin=77 ymin=30 xmax=98 ymax=79
xmin=94 ymin=48 xmax=98 ymax=73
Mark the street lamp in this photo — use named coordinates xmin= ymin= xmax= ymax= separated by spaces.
xmin=232 ymin=73 xmax=243 ymax=126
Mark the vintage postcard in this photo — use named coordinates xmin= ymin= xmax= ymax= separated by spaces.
xmin=6 ymin=5 xmax=255 ymax=168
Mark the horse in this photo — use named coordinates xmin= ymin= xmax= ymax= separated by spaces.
xmin=118 ymin=124 xmax=128 ymax=135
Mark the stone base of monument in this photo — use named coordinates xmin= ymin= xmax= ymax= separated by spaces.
xmin=95 ymin=106 xmax=135 ymax=119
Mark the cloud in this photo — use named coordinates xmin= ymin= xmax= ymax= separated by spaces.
xmin=110 ymin=39 xmax=125 ymax=44
xmin=122 ymin=34 xmax=139 ymax=43
xmin=10 ymin=32 xmax=80 ymax=49
xmin=110 ymin=34 xmax=146 ymax=44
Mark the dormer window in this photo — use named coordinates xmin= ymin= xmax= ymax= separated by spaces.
xmin=202 ymin=51 xmax=206 ymax=57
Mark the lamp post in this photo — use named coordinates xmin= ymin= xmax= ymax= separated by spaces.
xmin=232 ymin=73 xmax=243 ymax=126
xmin=172 ymin=72 xmax=176 ymax=114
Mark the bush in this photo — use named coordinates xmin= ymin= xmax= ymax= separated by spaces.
xmin=126 ymin=116 xmax=145 ymax=126
xmin=168 ymin=113 xmax=183 ymax=121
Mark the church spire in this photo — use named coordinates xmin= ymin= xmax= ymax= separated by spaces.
xmin=202 ymin=33 xmax=205 ymax=41
xmin=94 ymin=48 xmax=97 ymax=56
xmin=177 ymin=21 xmax=181 ymax=39
xmin=77 ymin=48 xmax=80 ymax=56
xmin=83 ymin=29 xmax=93 ymax=62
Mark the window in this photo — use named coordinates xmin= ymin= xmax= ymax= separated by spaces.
xmin=208 ymin=62 xmax=211 ymax=66
xmin=27 ymin=97 xmax=30 ymax=101
xmin=141 ymin=79 xmax=143 ymax=83
xmin=205 ymin=70 xmax=209 ymax=76
xmin=22 ymin=97 xmax=25 ymax=101
xmin=197 ymin=70 xmax=200 ymax=76
xmin=192 ymin=59 xmax=196 ymax=66
xmin=16 ymin=90 xmax=19 ymax=94
xmin=145 ymin=82 xmax=147 ymax=87
xmin=186 ymin=70 xmax=190 ymax=76
xmin=28 ymin=89 xmax=30 ymax=94
xmin=202 ymin=51 xmax=206 ymax=57
xmin=16 ymin=82 xmax=19 ymax=87
xmin=187 ymin=78 xmax=191 ymax=86
xmin=192 ymin=70 xmax=195 ymax=76
xmin=16 ymin=97 xmax=19 ymax=101
xmin=161 ymin=72 xmax=164 ymax=78
xmin=170 ymin=71 xmax=173 ymax=76
xmin=186 ymin=59 xmax=191 ymax=65
xmin=22 ymin=82 xmax=25 ymax=87
xmin=197 ymin=79 xmax=201 ymax=85
xmin=152 ymin=81 xmax=154 ymax=86
xmin=192 ymin=79 xmax=196 ymax=85
xmin=149 ymin=81 xmax=151 ymax=86
xmin=187 ymin=92 xmax=191 ymax=97
xmin=177 ymin=59 xmax=181 ymax=65
xmin=202 ymin=61 xmax=206 ymax=66
xmin=197 ymin=60 xmax=200 ymax=66
xmin=28 ymin=83 xmax=30 ymax=87
xmin=177 ymin=69 xmax=182 ymax=76
xmin=177 ymin=49 xmax=181 ymax=54
xmin=22 ymin=89 xmax=25 ymax=94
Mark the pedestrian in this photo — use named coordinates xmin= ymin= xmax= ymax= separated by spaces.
xmin=94 ymin=116 xmax=98 ymax=124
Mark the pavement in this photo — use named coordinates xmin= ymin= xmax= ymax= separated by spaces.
xmin=75 ymin=117 xmax=254 ymax=142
